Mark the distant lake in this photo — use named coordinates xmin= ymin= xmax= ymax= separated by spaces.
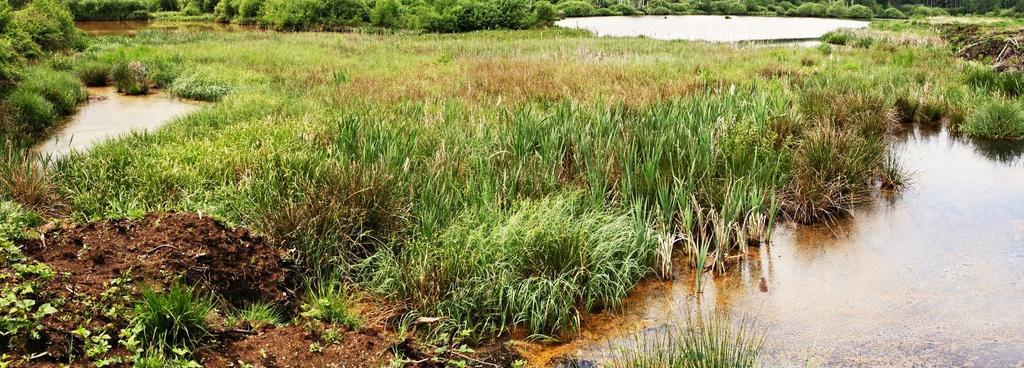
xmin=555 ymin=15 xmax=869 ymax=42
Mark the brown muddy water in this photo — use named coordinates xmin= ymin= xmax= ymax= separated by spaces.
xmin=34 ymin=87 xmax=199 ymax=158
xmin=526 ymin=126 xmax=1024 ymax=367
xmin=76 ymin=21 xmax=245 ymax=36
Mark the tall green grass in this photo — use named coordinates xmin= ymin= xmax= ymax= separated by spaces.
xmin=961 ymin=99 xmax=1024 ymax=139
xmin=364 ymin=193 xmax=655 ymax=340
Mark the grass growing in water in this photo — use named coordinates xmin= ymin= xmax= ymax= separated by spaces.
xmin=612 ymin=314 xmax=764 ymax=368
xmin=961 ymin=99 xmax=1024 ymax=139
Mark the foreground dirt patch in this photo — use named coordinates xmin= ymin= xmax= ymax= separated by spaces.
xmin=201 ymin=324 xmax=392 ymax=368
xmin=23 ymin=212 xmax=291 ymax=307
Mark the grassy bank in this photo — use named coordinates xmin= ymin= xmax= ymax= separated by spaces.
xmin=3 ymin=16 xmax=1018 ymax=365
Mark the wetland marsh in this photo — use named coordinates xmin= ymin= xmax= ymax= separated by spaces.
xmin=2 ymin=1 xmax=1024 ymax=366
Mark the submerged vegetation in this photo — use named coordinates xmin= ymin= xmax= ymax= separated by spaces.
xmin=1 ymin=0 xmax=1024 ymax=365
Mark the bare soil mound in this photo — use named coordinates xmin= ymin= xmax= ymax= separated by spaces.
xmin=23 ymin=212 xmax=291 ymax=307
xmin=943 ymin=24 xmax=1024 ymax=71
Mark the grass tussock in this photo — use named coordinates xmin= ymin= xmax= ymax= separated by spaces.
xmin=961 ymin=99 xmax=1024 ymax=139
xmin=365 ymin=194 xmax=655 ymax=340
xmin=612 ymin=314 xmax=764 ymax=368
xmin=134 ymin=284 xmax=214 ymax=351
xmin=0 ymin=143 xmax=53 ymax=211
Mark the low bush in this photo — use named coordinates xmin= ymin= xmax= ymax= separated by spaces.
xmin=64 ymin=0 xmax=153 ymax=21
xmin=556 ymin=0 xmax=597 ymax=17
xmin=534 ymin=0 xmax=557 ymax=26
xmin=609 ymin=3 xmax=640 ymax=15
xmin=261 ymin=0 xmax=368 ymax=31
xmin=11 ymin=0 xmax=83 ymax=52
xmin=879 ymin=7 xmax=906 ymax=18
xmin=961 ymin=99 xmax=1024 ymax=139
xmin=845 ymin=4 xmax=873 ymax=18
xmin=793 ymin=2 xmax=825 ymax=16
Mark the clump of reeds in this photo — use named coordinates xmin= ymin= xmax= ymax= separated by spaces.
xmin=0 ymin=142 xmax=53 ymax=211
xmin=112 ymin=60 xmax=152 ymax=95
xmin=363 ymin=193 xmax=656 ymax=341
xmin=961 ymin=98 xmax=1024 ymax=139
xmin=611 ymin=314 xmax=764 ymax=368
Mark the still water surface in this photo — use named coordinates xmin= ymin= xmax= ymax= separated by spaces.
xmin=35 ymin=87 xmax=199 ymax=158
xmin=529 ymin=126 xmax=1024 ymax=367
xmin=555 ymin=15 xmax=868 ymax=42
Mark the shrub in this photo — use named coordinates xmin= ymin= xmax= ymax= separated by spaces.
xmin=556 ymin=0 xmax=596 ymax=17
xmin=181 ymin=0 xmax=203 ymax=15
xmin=649 ymin=5 xmax=672 ymax=14
xmin=370 ymin=0 xmax=403 ymax=28
xmin=5 ymin=89 xmax=56 ymax=134
xmin=824 ymin=4 xmax=845 ymax=17
xmin=64 ymin=0 xmax=153 ymax=21
xmin=609 ymin=3 xmax=639 ymax=15
xmin=11 ymin=0 xmax=83 ymax=51
xmin=0 ymin=39 xmax=23 ymax=93
xmin=879 ymin=7 xmax=905 ymax=18
xmin=261 ymin=0 xmax=367 ymax=31
xmin=134 ymin=285 xmax=214 ymax=350
xmin=712 ymin=0 xmax=747 ymax=14
xmin=150 ymin=0 xmax=180 ymax=11
xmin=961 ymin=100 xmax=1024 ymax=139
xmin=595 ymin=7 xmax=617 ymax=15
xmin=18 ymin=67 xmax=86 ymax=115
xmin=260 ymin=0 xmax=319 ymax=30
xmin=237 ymin=0 xmax=265 ymax=20
xmin=534 ymin=0 xmax=558 ymax=26
xmin=213 ymin=0 xmax=237 ymax=22
xmin=111 ymin=60 xmax=151 ymax=95
xmin=492 ymin=0 xmax=533 ymax=29
xmin=74 ymin=60 xmax=111 ymax=86
xmin=845 ymin=4 xmax=872 ymax=18
xmin=793 ymin=2 xmax=825 ymax=16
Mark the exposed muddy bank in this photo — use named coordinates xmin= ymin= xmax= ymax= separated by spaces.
xmin=529 ymin=126 xmax=1024 ymax=367
xmin=33 ymin=87 xmax=200 ymax=159
xmin=76 ymin=21 xmax=247 ymax=36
